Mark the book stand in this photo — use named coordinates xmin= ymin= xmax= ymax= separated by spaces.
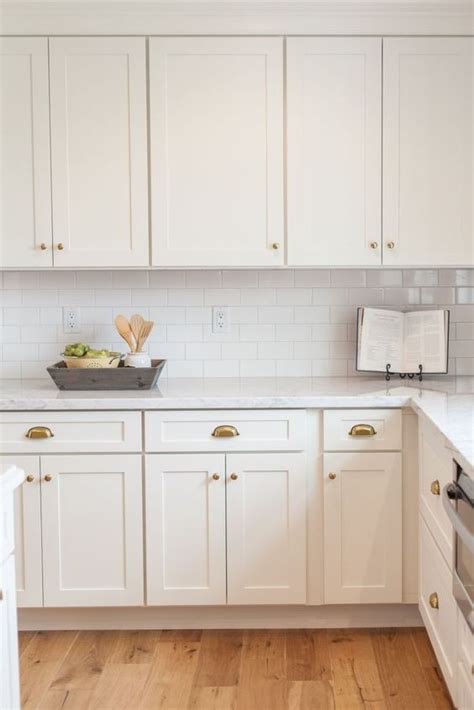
xmin=385 ymin=363 xmax=423 ymax=382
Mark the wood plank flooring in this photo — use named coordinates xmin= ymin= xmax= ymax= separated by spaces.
xmin=19 ymin=628 xmax=454 ymax=710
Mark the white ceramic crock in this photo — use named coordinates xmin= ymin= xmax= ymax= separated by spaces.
xmin=124 ymin=352 xmax=151 ymax=368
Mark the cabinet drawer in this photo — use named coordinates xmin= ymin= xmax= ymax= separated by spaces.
xmin=145 ymin=410 xmax=306 ymax=452
xmin=457 ymin=608 xmax=474 ymax=680
xmin=0 ymin=412 xmax=142 ymax=453
xmin=419 ymin=517 xmax=457 ymax=702
xmin=323 ymin=409 xmax=401 ymax=451
xmin=419 ymin=420 xmax=455 ymax=568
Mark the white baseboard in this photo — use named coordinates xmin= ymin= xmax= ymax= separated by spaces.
xmin=19 ymin=603 xmax=422 ymax=631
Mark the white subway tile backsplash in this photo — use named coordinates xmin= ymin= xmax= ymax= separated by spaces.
xmin=0 ymin=268 xmax=472 ymax=379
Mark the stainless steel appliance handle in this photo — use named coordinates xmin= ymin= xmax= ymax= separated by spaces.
xmin=442 ymin=483 xmax=474 ymax=555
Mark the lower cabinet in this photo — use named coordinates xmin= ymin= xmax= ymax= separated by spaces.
xmin=323 ymin=452 xmax=402 ymax=603
xmin=145 ymin=452 xmax=306 ymax=605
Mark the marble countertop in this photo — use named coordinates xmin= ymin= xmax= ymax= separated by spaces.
xmin=0 ymin=375 xmax=473 ymax=473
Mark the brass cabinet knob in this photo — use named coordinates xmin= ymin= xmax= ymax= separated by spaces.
xmin=369 ymin=241 xmax=378 ymax=249
xmin=0 ymin=589 xmax=3 ymax=601
xmin=211 ymin=425 xmax=240 ymax=438
xmin=26 ymin=426 xmax=54 ymax=439
xmin=212 ymin=473 xmax=220 ymax=481
xmin=348 ymin=424 xmax=376 ymax=437
xmin=328 ymin=472 xmax=337 ymax=480
xmin=271 ymin=242 xmax=280 ymax=250
xmin=44 ymin=475 xmax=53 ymax=482
xmin=40 ymin=243 xmax=48 ymax=251
xmin=57 ymin=243 xmax=65 ymax=250
xmin=230 ymin=473 xmax=238 ymax=480
xmin=387 ymin=241 xmax=395 ymax=249
xmin=25 ymin=474 xmax=35 ymax=483
xmin=430 ymin=480 xmax=441 ymax=496
xmin=429 ymin=592 xmax=439 ymax=609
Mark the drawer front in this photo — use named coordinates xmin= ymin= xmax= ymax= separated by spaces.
xmin=323 ymin=409 xmax=402 ymax=451
xmin=457 ymin=608 xmax=474 ymax=678
xmin=419 ymin=517 xmax=457 ymax=702
xmin=419 ymin=420 xmax=455 ymax=568
xmin=0 ymin=412 xmax=142 ymax=453
xmin=145 ymin=410 xmax=306 ymax=452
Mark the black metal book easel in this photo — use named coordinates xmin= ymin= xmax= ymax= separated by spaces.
xmin=385 ymin=363 xmax=423 ymax=382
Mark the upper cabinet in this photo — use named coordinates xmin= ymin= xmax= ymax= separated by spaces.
xmin=49 ymin=38 xmax=149 ymax=267
xmin=287 ymin=38 xmax=382 ymax=267
xmin=0 ymin=38 xmax=52 ymax=267
xmin=383 ymin=38 xmax=473 ymax=267
xmin=149 ymin=37 xmax=284 ymax=267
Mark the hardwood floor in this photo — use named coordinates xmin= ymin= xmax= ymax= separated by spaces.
xmin=19 ymin=628 xmax=454 ymax=709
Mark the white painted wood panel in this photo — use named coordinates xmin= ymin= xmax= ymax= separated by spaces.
xmin=49 ymin=38 xmax=149 ymax=267
xmin=41 ymin=454 xmax=143 ymax=606
xmin=383 ymin=38 xmax=473 ymax=266
xmin=287 ymin=38 xmax=382 ymax=266
xmin=145 ymin=453 xmax=226 ymax=605
xmin=0 ymin=555 xmax=20 ymax=710
xmin=323 ymin=409 xmax=402 ymax=451
xmin=0 ymin=411 xmax=142 ymax=454
xmin=149 ymin=37 xmax=284 ymax=267
xmin=145 ymin=409 xmax=306 ymax=452
xmin=324 ymin=452 xmax=402 ymax=603
xmin=0 ymin=38 xmax=52 ymax=267
xmin=226 ymin=452 xmax=306 ymax=605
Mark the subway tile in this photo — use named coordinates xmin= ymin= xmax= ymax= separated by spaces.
xmin=186 ymin=270 xmax=222 ymax=288
xmin=149 ymin=271 xmax=186 ymax=288
xmin=166 ymin=360 xmax=203 ymax=378
xmin=40 ymin=308 xmax=63 ymax=325
xmin=112 ymin=271 xmax=149 ymax=288
xmin=149 ymin=307 xmax=186 ymax=324
xmin=80 ymin=307 xmax=113 ymax=325
xmin=366 ymin=270 xmax=402 ymax=287
xmin=330 ymin=306 xmax=357 ymax=324
xmin=383 ymin=288 xmax=420 ymax=306
xmin=20 ymin=325 xmax=58 ymax=343
xmin=258 ymin=306 xmax=293 ymax=324
xmin=330 ymin=341 xmax=357 ymax=359
xmin=229 ymin=306 xmax=258 ymax=324
xmin=276 ymin=288 xmax=312 ymax=305
xmin=3 ymin=307 xmax=40 ymax=326
xmin=23 ymin=290 xmax=58 ymax=306
xmin=450 ymin=305 xmax=474 ymax=322
xmin=0 ymin=362 xmax=21 ymax=378
xmin=0 ymin=326 xmax=20 ymax=343
xmin=184 ymin=307 xmax=212 ymax=324
xmin=275 ymin=324 xmax=312 ymax=341
xmin=330 ymin=270 xmax=366 ymax=287
xmin=277 ymin=360 xmax=312 ymax=377
xmin=348 ymin=288 xmax=384 ymax=305
xmin=240 ymin=289 xmax=276 ymax=306
xmin=240 ymin=324 xmax=275 ymax=342
xmin=168 ymin=289 xmax=203 ymax=306
xmin=294 ymin=270 xmax=330 ymax=287
xmin=3 ymin=343 xmax=39 ymax=361
xmin=258 ymin=270 xmax=294 ymax=288
xmin=21 ymin=361 xmax=50 ymax=379
xmin=449 ymin=340 xmax=474 ymax=358
xmin=167 ymin=324 xmax=203 ymax=342
xmin=403 ymin=269 xmax=438 ymax=287
xmin=439 ymin=269 xmax=474 ymax=287
xmin=240 ymin=360 xmax=276 ymax=377
xmin=57 ymin=289 xmax=95 ymax=306
xmin=76 ymin=271 xmax=113 ymax=289
xmin=39 ymin=343 xmax=64 ymax=360
xmin=294 ymin=306 xmax=330 ymax=324
xmin=258 ymin=342 xmax=294 ymax=359
xmin=131 ymin=289 xmax=167 ymax=306
xmin=221 ymin=342 xmax=257 ymax=360
xmin=149 ymin=343 xmax=185 ymax=360
xmin=204 ymin=360 xmax=239 ymax=378
xmin=204 ymin=289 xmax=240 ymax=306
xmin=39 ymin=271 xmax=75 ymax=289
xmin=313 ymin=288 xmax=348 ymax=305
xmin=111 ymin=307 xmax=149 ymax=321
xmin=311 ymin=324 xmax=347 ymax=341
xmin=186 ymin=342 xmax=221 ymax=360
xmin=222 ymin=270 xmax=258 ymax=288
xmin=3 ymin=271 xmax=40 ymax=290
xmin=456 ymin=358 xmax=474 ymax=375
xmin=456 ymin=322 xmax=474 ymax=340
xmin=312 ymin=359 xmax=348 ymax=376
xmin=420 ymin=287 xmax=455 ymax=305
xmin=294 ymin=341 xmax=330 ymax=359
xmin=203 ymin=324 xmax=240 ymax=342
xmin=456 ymin=288 xmax=474 ymax=304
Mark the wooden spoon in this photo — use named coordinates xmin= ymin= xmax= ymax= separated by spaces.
xmin=130 ymin=314 xmax=145 ymax=346
xmin=137 ymin=321 xmax=154 ymax=352
xmin=114 ymin=314 xmax=135 ymax=352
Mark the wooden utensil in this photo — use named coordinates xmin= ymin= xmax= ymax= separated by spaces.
xmin=136 ymin=321 xmax=154 ymax=352
xmin=130 ymin=314 xmax=145 ymax=347
xmin=114 ymin=314 xmax=135 ymax=352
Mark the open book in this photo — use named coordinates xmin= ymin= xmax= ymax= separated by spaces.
xmin=357 ymin=308 xmax=450 ymax=375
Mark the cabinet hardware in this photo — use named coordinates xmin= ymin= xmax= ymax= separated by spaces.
xmin=230 ymin=473 xmax=238 ymax=480
xmin=44 ymin=475 xmax=53 ymax=482
xmin=348 ymin=423 xmax=376 ymax=437
xmin=328 ymin=472 xmax=337 ymax=480
xmin=25 ymin=474 xmax=35 ymax=483
xmin=0 ymin=590 xmax=3 ymax=601
xmin=212 ymin=473 xmax=220 ymax=481
xmin=271 ymin=242 xmax=280 ymax=250
xmin=40 ymin=243 xmax=48 ymax=251
xmin=429 ymin=592 xmax=439 ymax=609
xmin=57 ymin=242 xmax=65 ymax=250
xmin=25 ymin=426 xmax=54 ymax=439
xmin=369 ymin=241 xmax=378 ymax=249
xmin=387 ymin=241 xmax=395 ymax=249
xmin=211 ymin=424 xmax=240 ymax=438
xmin=430 ymin=480 xmax=441 ymax=496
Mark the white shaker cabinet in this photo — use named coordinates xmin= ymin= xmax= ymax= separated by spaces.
xmin=40 ymin=454 xmax=144 ymax=606
xmin=324 ymin=452 xmax=402 ymax=603
xmin=226 ymin=452 xmax=306 ymax=605
xmin=49 ymin=38 xmax=149 ymax=267
xmin=287 ymin=38 xmax=382 ymax=266
xmin=0 ymin=38 xmax=52 ymax=267
xmin=146 ymin=453 xmax=227 ymax=606
xmin=149 ymin=37 xmax=284 ymax=267
xmin=383 ymin=38 xmax=473 ymax=266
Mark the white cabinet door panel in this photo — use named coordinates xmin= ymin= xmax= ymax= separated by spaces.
xmin=149 ymin=37 xmax=284 ymax=267
xmin=49 ymin=38 xmax=149 ymax=267
xmin=41 ymin=454 xmax=143 ymax=606
xmin=0 ymin=38 xmax=52 ymax=267
xmin=287 ymin=38 xmax=382 ymax=266
xmin=383 ymin=38 xmax=473 ymax=266
xmin=146 ymin=453 xmax=226 ymax=605
xmin=324 ymin=452 xmax=402 ymax=603
xmin=226 ymin=452 xmax=306 ymax=605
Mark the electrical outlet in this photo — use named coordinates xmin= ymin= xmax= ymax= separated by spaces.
xmin=63 ymin=307 xmax=81 ymax=333
xmin=212 ymin=306 xmax=230 ymax=334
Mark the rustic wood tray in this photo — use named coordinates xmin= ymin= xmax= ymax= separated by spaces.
xmin=47 ymin=359 xmax=166 ymax=390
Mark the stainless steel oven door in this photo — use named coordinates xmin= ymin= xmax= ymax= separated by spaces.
xmin=443 ymin=472 xmax=474 ymax=631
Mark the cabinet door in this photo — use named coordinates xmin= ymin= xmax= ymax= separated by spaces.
xmin=0 ymin=556 xmax=20 ymax=710
xmin=384 ymin=38 xmax=473 ymax=266
xmin=146 ymin=453 xmax=226 ymax=605
xmin=287 ymin=38 xmax=382 ymax=266
xmin=324 ymin=452 xmax=402 ymax=603
xmin=0 ymin=456 xmax=43 ymax=607
xmin=226 ymin=452 xmax=306 ymax=604
xmin=149 ymin=37 xmax=284 ymax=267
xmin=41 ymin=454 xmax=143 ymax=606
xmin=0 ymin=38 xmax=52 ymax=267
xmin=49 ymin=38 xmax=149 ymax=267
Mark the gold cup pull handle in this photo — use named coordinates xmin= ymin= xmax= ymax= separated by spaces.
xmin=348 ymin=424 xmax=376 ymax=437
xmin=211 ymin=425 xmax=240 ymax=438
xmin=429 ymin=592 xmax=439 ymax=610
xmin=430 ymin=480 xmax=441 ymax=496
xmin=26 ymin=426 xmax=54 ymax=439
